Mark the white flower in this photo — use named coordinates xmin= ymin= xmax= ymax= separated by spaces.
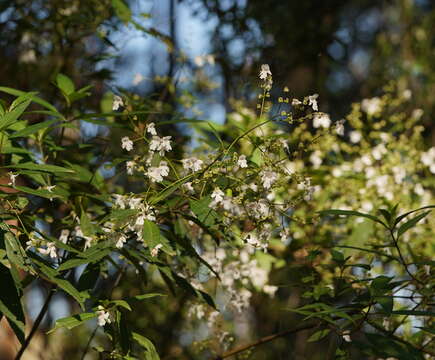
xmin=237 ymin=155 xmax=248 ymax=168
xmin=263 ymin=285 xmax=278 ymax=297
xmin=335 ymin=119 xmax=345 ymax=136
xmin=292 ymin=98 xmax=302 ymax=106
xmin=309 ymin=150 xmax=323 ymax=168
xmin=126 ymin=161 xmax=135 ymax=175
xmin=146 ymin=122 xmax=157 ymax=136
xmin=372 ymin=143 xmax=387 ymax=160
xmin=308 ymin=94 xmax=319 ymax=111
xmin=350 ymin=131 xmax=362 ymax=143
xmin=313 ymin=113 xmax=330 ymax=128
xmin=149 ymin=136 xmax=172 ymax=156
xmin=8 ymin=172 xmax=18 ymax=186
xmin=115 ymin=235 xmax=127 ymax=249
xmin=151 ymin=243 xmax=163 ymax=257
xmin=121 ymin=137 xmax=133 ymax=151
xmin=112 ymin=95 xmax=124 ymax=111
xmin=46 ymin=185 xmax=56 ymax=193
xmin=19 ymin=49 xmax=36 ymax=64
xmin=261 ymin=170 xmax=278 ymax=189
xmin=211 ymin=187 xmax=225 ymax=204
xmin=59 ymin=229 xmax=69 ymax=244
xmin=259 ymin=64 xmax=272 ymax=80
xmin=147 ymin=161 xmax=170 ymax=183
xmin=97 ymin=306 xmax=111 ymax=327
xmin=183 ymin=182 xmax=195 ymax=193
xmin=132 ymin=73 xmax=144 ymax=85
xmin=361 ymin=97 xmax=381 ymax=116
xmin=342 ymin=330 xmax=352 ymax=343
xmin=38 ymin=242 xmax=57 ymax=258
xmin=182 ymin=157 xmax=203 ymax=172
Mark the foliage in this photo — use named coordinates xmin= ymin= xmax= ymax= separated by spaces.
xmin=0 ymin=1 xmax=434 ymax=360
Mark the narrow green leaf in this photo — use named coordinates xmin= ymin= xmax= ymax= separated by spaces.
xmin=319 ymin=209 xmax=387 ymax=228
xmin=0 ymin=263 xmax=25 ymax=343
xmin=56 ymin=73 xmax=75 ymax=95
xmin=48 ymin=312 xmax=97 ymax=333
xmin=0 ymin=95 xmax=32 ymax=131
xmin=112 ymin=0 xmax=132 ymax=23
xmin=0 ymin=87 xmax=58 ymax=113
xmin=9 ymin=119 xmax=57 ymax=138
xmin=397 ymin=211 xmax=431 ymax=237
xmin=132 ymin=332 xmax=160 ymax=360
xmin=307 ymin=328 xmax=330 ymax=342
xmin=6 ymin=162 xmax=74 ymax=173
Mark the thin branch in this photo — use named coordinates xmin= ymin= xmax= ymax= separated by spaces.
xmin=214 ymin=320 xmax=318 ymax=360
xmin=15 ymin=286 xmax=55 ymax=360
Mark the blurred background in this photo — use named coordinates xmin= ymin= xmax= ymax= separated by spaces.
xmin=0 ymin=0 xmax=434 ymax=359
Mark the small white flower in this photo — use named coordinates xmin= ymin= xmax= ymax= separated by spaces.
xmin=97 ymin=306 xmax=111 ymax=327
xmin=313 ymin=113 xmax=330 ymax=128
xmin=309 ymin=150 xmax=323 ymax=168
xmin=335 ymin=119 xmax=345 ymax=136
xmin=147 ymin=161 xmax=170 ymax=183
xmin=126 ymin=161 xmax=135 ymax=175
xmin=115 ymin=235 xmax=127 ymax=249
xmin=259 ymin=64 xmax=272 ymax=80
xmin=8 ymin=172 xmax=18 ymax=187
xmin=183 ymin=182 xmax=195 ymax=193
xmin=211 ymin=187 xmax=225 ymax=204
xmin=263 ymin=285 xmax=278 ymax=297
xmin=146 ymin=122 xmax=157 ymax=136
xmin=38 ymin=242 xmax=57 ymax=258
xmin=342 ymin=330 xmax=352 ymax=343
xmin=361 ymin=97 xmax=381 ymax=116
xmin=112 ymin=95 xmax=124 ymax=111
xmin=237 ymin=155 xmax=248 ymax=168
xmin=350 ymin=131 xmax=362 ymax=143
xmin=46 ymin=185 xmax=56 ymax=193
xmin=132 ymin=73 xmax=144 ymax=85
xmin=59 ymin=229 xmax=70 ymax=244
xmin=149 ymin=136 xmax=172 ymax=156
xmin=292 ymin=98 xmax=302 ymax=106
xmin=151 ymin=243 xmax=163 ymax=257
xmin=182 ymin=157 xmax=203 ymax=172
xmin=121 ymin=136 xmax=133 ymax=151
xmin=308 ymin=94 xmax=319 ymax=111
xmin=261 ymin=170 xmax=278 ymax=189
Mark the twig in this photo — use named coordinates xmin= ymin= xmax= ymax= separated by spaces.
xmin=14 ymin=286 xmax=55 ymax=360
xmin=80 ymin=325 xmax=98 ymax=360
xmin=214 ymin=320 xmax=317 ymax=359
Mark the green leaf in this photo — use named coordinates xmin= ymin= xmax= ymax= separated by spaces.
xmin=7 ymin=162 xmax=74 ymax=174
xmin=0 ymin=263 xmax=25 ymax=343
xmin=149 ymin=175 xmax=193 ymax=205
xmin=9 ymin=119 xmax=57 ymax=138
xmin=319 ymin=209 xmax=387 ymax=228
xmin=394 ymin=205 xmax=435 ymax=226
xmin=397 ymin=210 xmax=431 ymax=238
xmin=112 ymin=0 xmax=132 ymax=23
xmin=376 ymin=296 xmax=393 ymax=315
xmin=111 ymin=300 xmax=132 ymax=311
xmin=132 ymin=332 xmax=160 ymax=360
xmin=142 ymin=220 xmax=161 ymax=247
xmin=189 ymin=197 xmax=218 ymax=227
xmin=132 ymin=293 xmax=165 ymax=301
xmin=0 ymin=87 xmax=58 ymax=113
xmin=0 ymin=94 xmax=32 ymax=131
xmin=56 ymin=73 xmax=75 ymax=95
xmin=48 ymin=312 xmax=97 ymax=333
xmin=307 ymin=328 xmax=330 ymax=342
xmin=49 ymin=277 xmax=89 ymax=310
